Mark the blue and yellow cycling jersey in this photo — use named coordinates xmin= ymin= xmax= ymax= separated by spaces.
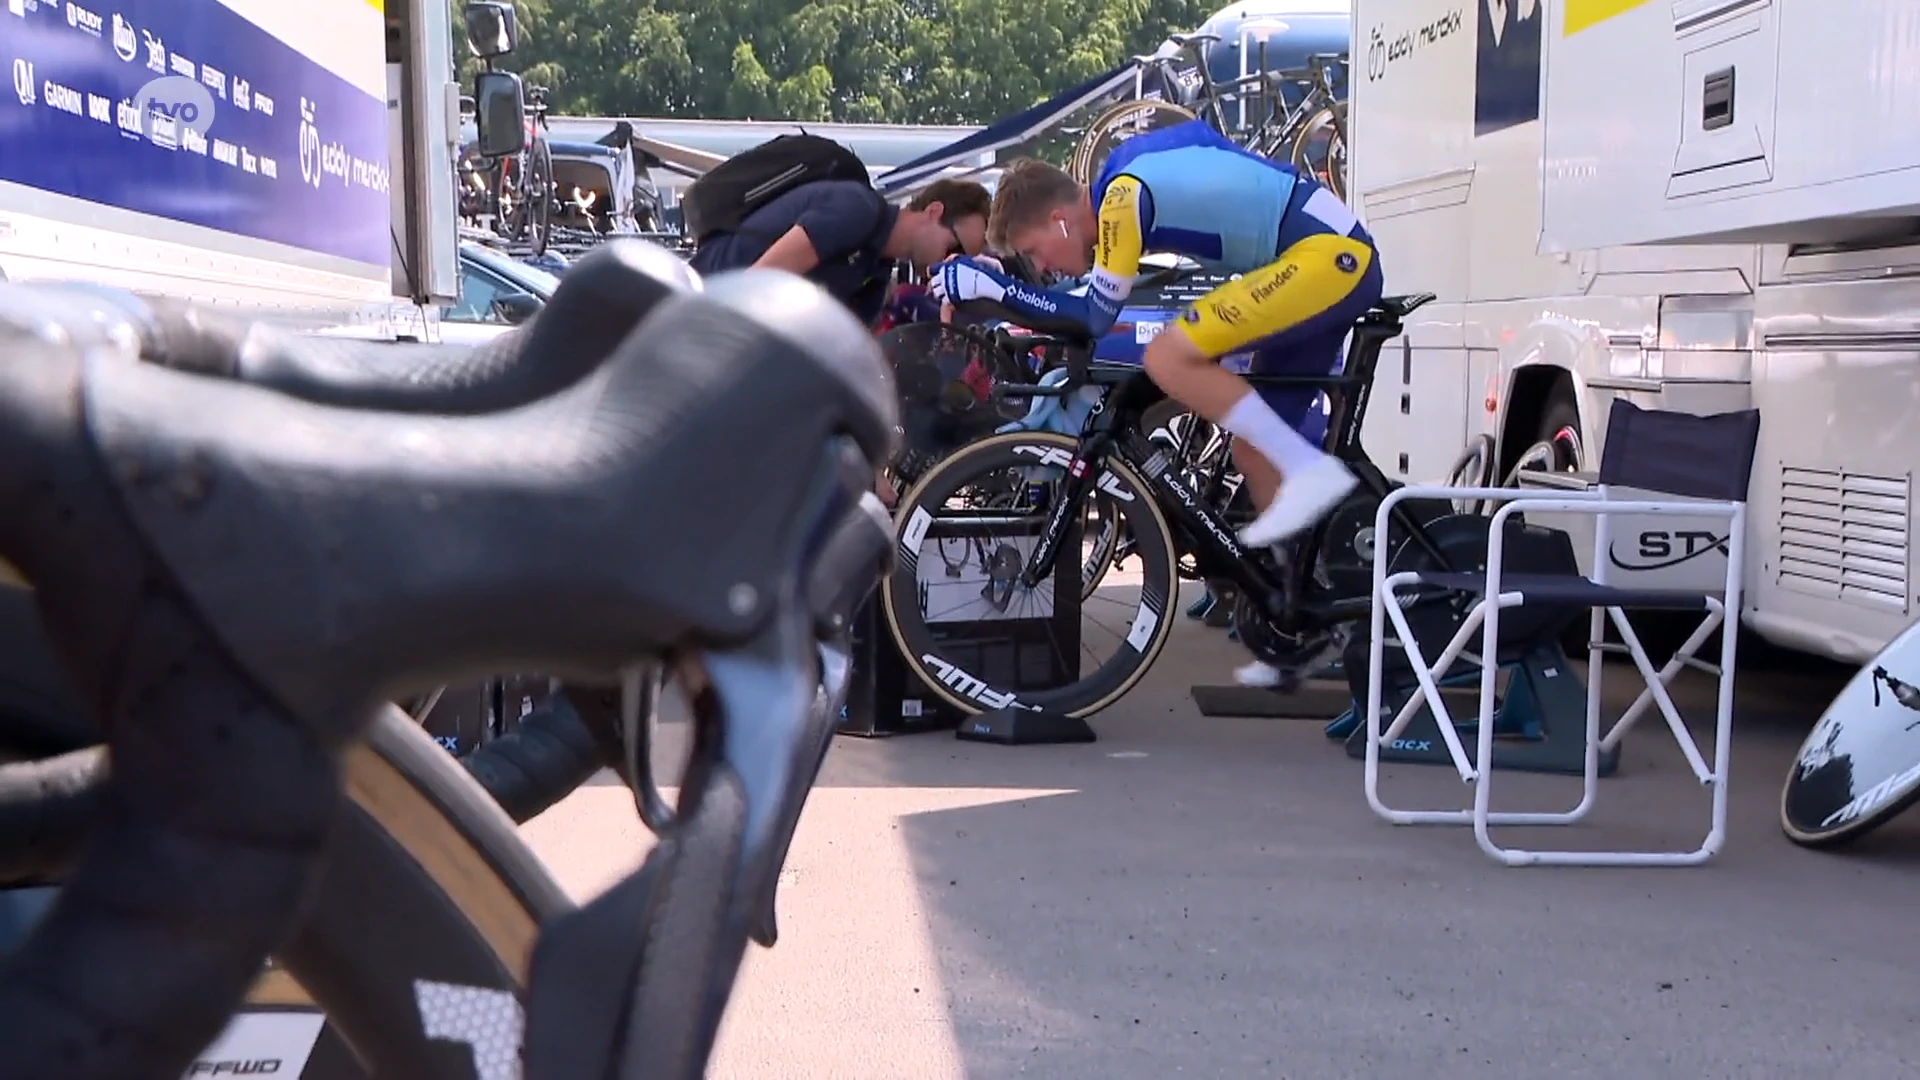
xmin=999 ymin=119 xmax=1375 ymax=357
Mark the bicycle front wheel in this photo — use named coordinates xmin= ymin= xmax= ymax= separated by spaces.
xmin=881 ymin=432 xmax=1181 ymax=719
xmin=193 ymin=706 xmax=572 ymax=1078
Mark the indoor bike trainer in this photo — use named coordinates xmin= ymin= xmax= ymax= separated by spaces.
xmin=1323 ymin=634 xmax=1618 ymax=776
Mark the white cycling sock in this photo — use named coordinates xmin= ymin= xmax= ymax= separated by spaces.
xmin=1220 ymin=391 xmax=1323 ymax=477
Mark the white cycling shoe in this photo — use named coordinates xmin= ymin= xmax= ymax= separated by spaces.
xmin=1238 ymin=455 xmax=1359 ymax=549
xmin=1234 ymin=659 xmax=1286 ymax=688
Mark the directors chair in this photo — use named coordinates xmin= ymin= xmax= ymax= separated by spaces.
xmin=1360 ymin=399 xmax=1761 ymax=867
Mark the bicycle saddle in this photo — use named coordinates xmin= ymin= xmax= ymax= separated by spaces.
xmin=139 ymin=239 xmax=703 ymax=413
xmin=1370 ymin=293 xmax=1435 ymax=320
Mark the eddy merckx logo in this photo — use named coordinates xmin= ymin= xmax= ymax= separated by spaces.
xmin=133 ymin=73 xmax=214 ymax=150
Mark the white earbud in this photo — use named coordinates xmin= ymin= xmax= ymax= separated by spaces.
xmin=1057 ymin=220 xmax=1069 ymax=238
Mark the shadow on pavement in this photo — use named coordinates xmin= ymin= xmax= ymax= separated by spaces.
xmin=825 ymin=614 xmax=1920 ymax=1077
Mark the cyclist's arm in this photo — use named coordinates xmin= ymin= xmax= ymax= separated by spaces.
xmin=991 ymin=175 xmax=1151 ymax=336
xmin=1084 ymin=174 xmax=1148 ymax=331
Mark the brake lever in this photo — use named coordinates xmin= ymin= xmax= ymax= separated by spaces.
xmin=686 ymin=606 xmax=825 ymax=949
xmin=741 ymin=490 xmax=892 ymax=946
xmin=744 ymin=634 xmax=855 ymax=946
xmin=523 ymin=490 xmax=890 ymax=1080
xmin=620 ymin=661 xmax=678 ymax=833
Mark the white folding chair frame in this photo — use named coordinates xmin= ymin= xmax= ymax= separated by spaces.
xmin=1360 ymin=484 xmax=1747 ymax=867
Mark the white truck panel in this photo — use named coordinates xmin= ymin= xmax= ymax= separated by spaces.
xmin=1542 ymin=0 xmax=1920 ymax=249
xmin=0 ymin=0 xmax=405 ymax=322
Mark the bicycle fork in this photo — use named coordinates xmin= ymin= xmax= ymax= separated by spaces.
xmin=1019 ymin=443 xmax=1105 ymax=590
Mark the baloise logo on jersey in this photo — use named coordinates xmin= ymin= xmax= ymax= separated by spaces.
xmin=1004 ymin=282 xmax=1058 ymax=314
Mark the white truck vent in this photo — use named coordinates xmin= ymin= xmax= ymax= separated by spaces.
xmin=1777 ymin=466 xmax=1911 ymax=614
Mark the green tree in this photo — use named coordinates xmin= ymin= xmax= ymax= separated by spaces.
xmin=454 ymin=0 xmax=1217 ymax=124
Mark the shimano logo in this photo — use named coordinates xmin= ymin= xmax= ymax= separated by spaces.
xmin=1005 ymin=284 xmax=1057 ymax=314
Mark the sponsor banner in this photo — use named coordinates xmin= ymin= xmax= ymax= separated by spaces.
xmin=2 ymin=0 xmax=390 ymax=265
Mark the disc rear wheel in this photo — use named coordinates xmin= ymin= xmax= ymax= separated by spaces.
xmin=1782 ymin=618 xmax=1920 ymax=847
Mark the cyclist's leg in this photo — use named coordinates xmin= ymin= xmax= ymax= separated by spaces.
xmin=1228 ymin=314 xmax=1358 ymax=511
xmin=1224 ymin=327 xmax=1364 ymax=687
xmin=1144 ymin=232 xmax=1382 ymax=545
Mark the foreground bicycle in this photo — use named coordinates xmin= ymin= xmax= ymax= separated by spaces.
xmin=1 ymin=242 xmax=708 ymax=829
xmin=0 ymin=250 xmax=897 ymax=1078
xmin=879 ymin=292 xmax=1523 ymax=719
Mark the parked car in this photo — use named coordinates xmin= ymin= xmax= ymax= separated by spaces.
xmin=438 ymin=239 xmax=561 ymax=345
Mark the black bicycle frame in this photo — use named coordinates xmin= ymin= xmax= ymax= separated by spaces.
xmin=1019 ymin=351 xmax=1453 ymax=631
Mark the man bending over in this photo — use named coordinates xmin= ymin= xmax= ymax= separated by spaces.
xmin=932 ymin=121 xmax=1382 ymax=551
xmin=692 ymin=176 xmax=991 ymax=326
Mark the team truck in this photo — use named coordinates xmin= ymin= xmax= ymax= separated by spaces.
xmin=1 ymin=0 xmax=468 ymax=339
xmin=1346 ymin=0 xmax=1920 ymax=664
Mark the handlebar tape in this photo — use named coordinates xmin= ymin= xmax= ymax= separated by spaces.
xmin=140 ymin=239 xmax=697 ymax=414
xmin=458 ymin=698 xmax=613 ymax=824
xmin=0 ymin=592 xmax=341 ymax=1079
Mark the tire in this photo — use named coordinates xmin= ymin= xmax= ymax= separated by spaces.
xmin=1068 ymin=100 xmax=1197 ymax=186
xmin=1445 ymin=434 xmax=1496 ymax=515
xmin=493 ymin=157 xmax=521 ymax=242
xmin=1500 ymin=393 xmax=1590 ymax=651
xmin=9 ymin=706 xmax=572 ymax=1079
xmin=880 ymin=431 xmax=1181 ymax=718
xmin=526 ymin=137 xmax=554 ymax=257
xmin=1288 ymin=108 xmax=1347 ymax=201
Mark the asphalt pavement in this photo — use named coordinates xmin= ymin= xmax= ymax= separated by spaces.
xmin=518 ymin=600 xmax=1920 ymax=1079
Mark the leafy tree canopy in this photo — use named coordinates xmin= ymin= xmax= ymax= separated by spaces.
xmin=455 ymin=0 xmax=1213 ymax=124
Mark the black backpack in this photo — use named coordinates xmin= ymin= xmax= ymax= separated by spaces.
xmin=681 ymin=133 xmax=874 ymax=242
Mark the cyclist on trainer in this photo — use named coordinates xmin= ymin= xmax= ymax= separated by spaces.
xmin=930 ymin=118 xmax=1382 ymax=583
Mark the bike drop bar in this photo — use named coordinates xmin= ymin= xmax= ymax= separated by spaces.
xmin=0 ymin=267 xmax=897 ymax=1079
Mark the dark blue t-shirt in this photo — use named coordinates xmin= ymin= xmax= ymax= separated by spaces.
xmin=688 ymin=180 xmax=898 ymax=325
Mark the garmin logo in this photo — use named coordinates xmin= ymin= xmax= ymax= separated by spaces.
xmin=1005 ymin=283 xmax=1058 ymax=314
